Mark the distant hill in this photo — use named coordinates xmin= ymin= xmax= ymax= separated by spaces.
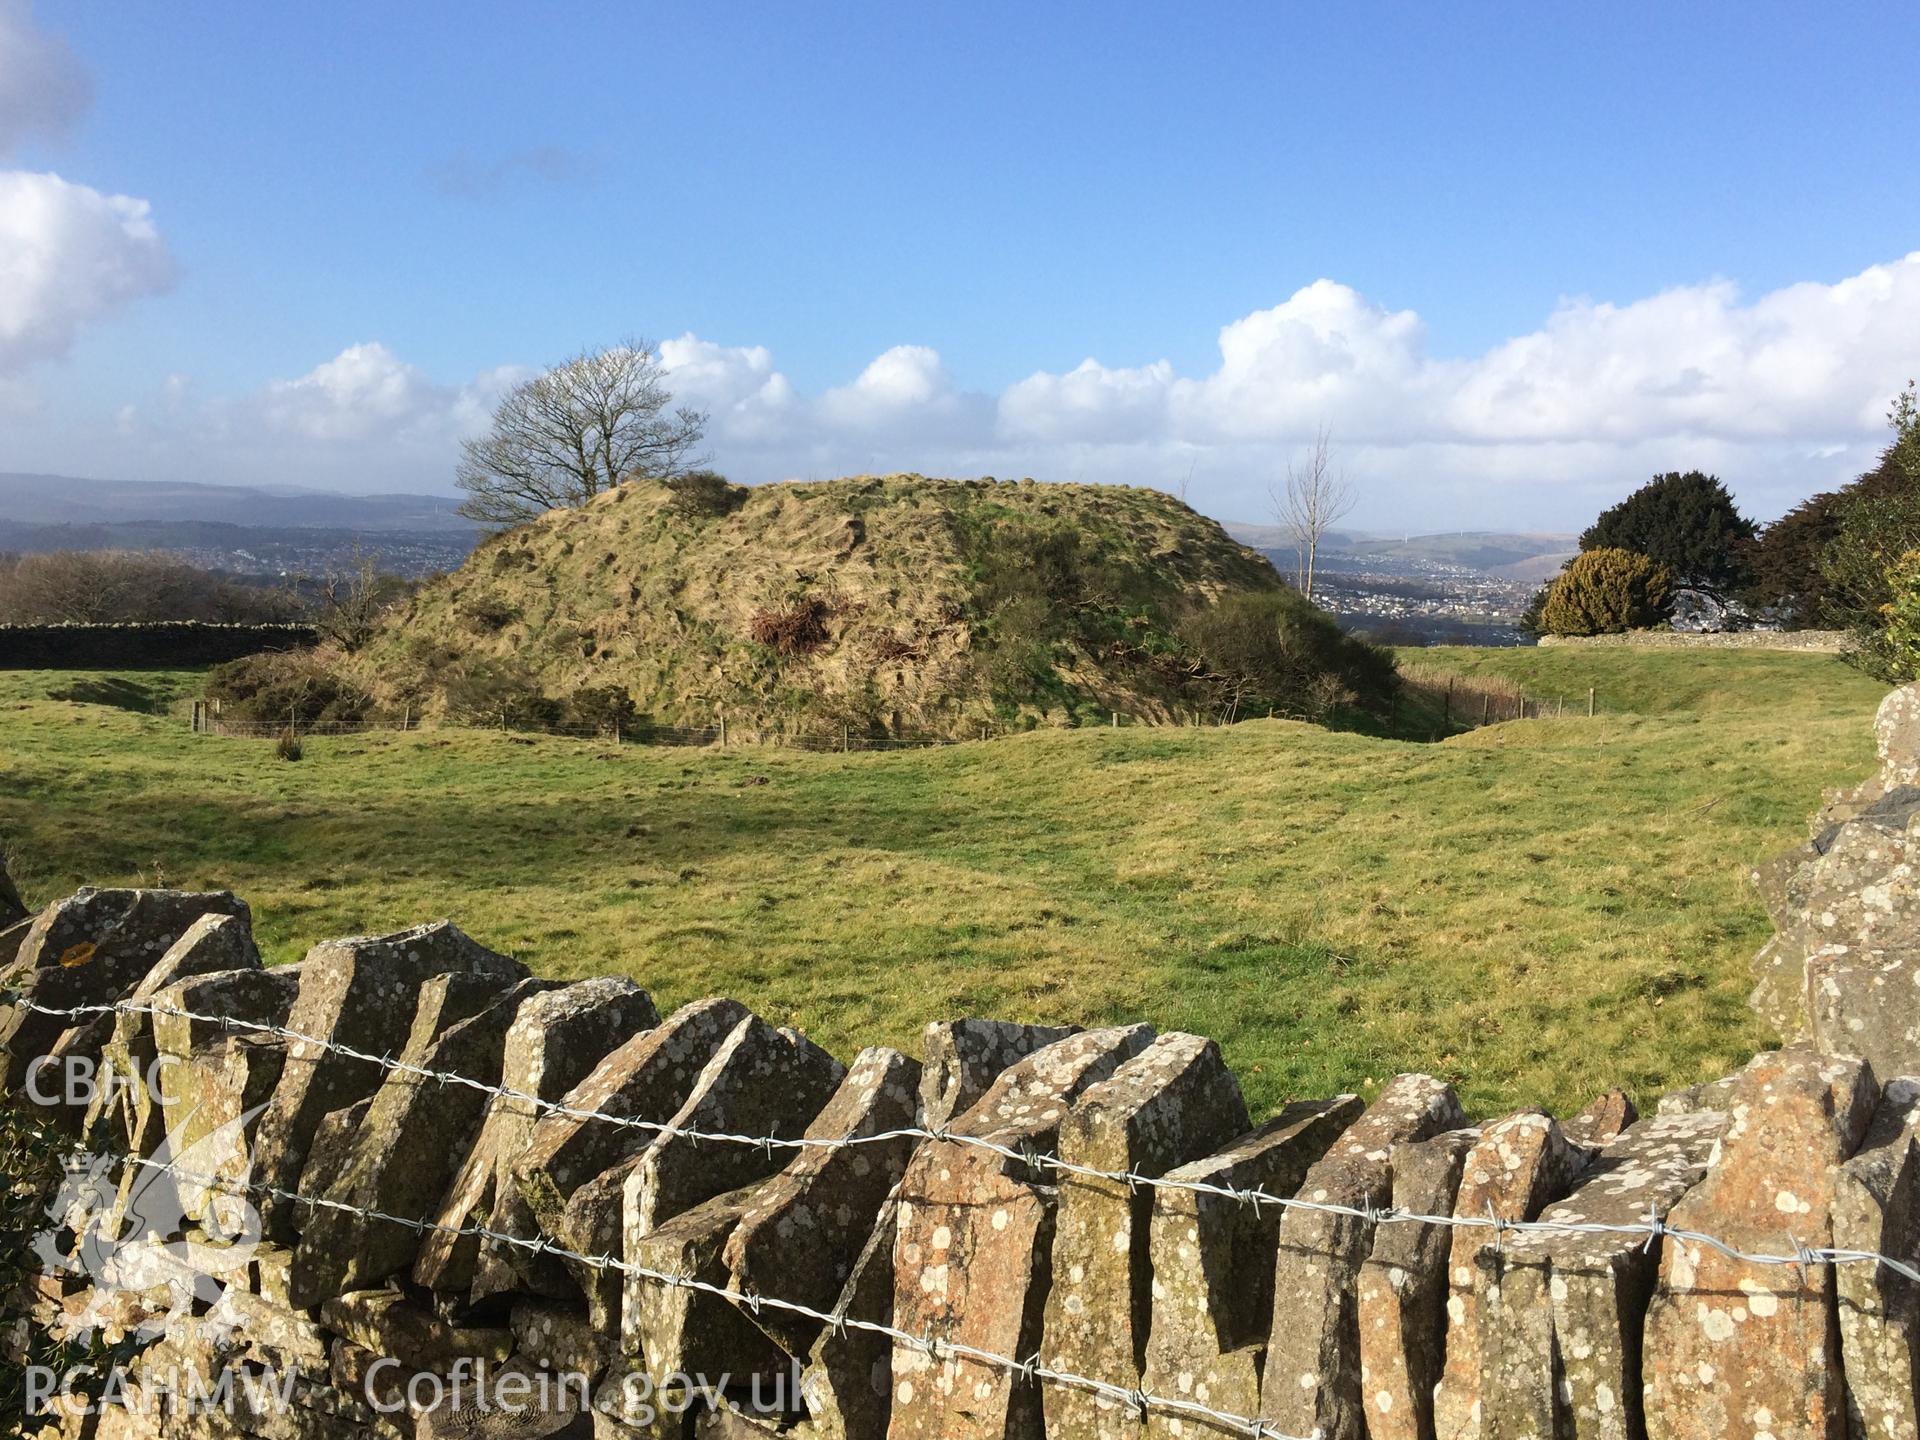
xmin=0 ymin=473 xmax=480 ymax=577
xmin=0 ymin=473 xmax=474 ymax=532
xmin=351 ymin=474 xmax=1298 ymax=737
xmin=1225 ymin=524 xmax=1576 ymax=579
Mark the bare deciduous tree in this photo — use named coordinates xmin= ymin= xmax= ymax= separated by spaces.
xmin=0 ymin=550 xmax=301 ymax=624
xmin=456 ymin=341 xmax=709 ymax=528
xmin=1268 ymin=425 xmax=1355 ymax=599
xmin=310 ymin=548 xmax=410 ymax=652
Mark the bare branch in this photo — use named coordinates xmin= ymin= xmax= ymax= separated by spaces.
xmin=1267 ymin=425 xmax=1355 ymax=600
xmin=456 ymin=341 xmax=709 ymax=528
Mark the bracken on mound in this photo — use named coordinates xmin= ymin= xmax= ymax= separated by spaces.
xmin=344 ymin=474 xmax=1379 ymax=739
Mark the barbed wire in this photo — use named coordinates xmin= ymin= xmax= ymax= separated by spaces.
xmin=20 ymin=995 xmax=1920 ymax=1286
xmin=86 ymin=1148 xmax=1314 ymax=1440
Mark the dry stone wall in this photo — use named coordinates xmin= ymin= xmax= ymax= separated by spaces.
xmin=1536 ymin=630 xmax=1846 ymax=652
xmin=5 ymin=686 xmax=1920 ymax=1440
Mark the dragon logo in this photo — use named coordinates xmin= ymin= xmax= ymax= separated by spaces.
xmin=34 ymin=1103 xmax=267 ymax=1347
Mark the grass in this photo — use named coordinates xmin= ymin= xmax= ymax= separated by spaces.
xmin=0 ymin=650 xmax=1887 ymax=1122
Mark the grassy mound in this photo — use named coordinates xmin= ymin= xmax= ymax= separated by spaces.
xmin=346 ymin=475 xmax=1354 ymax=738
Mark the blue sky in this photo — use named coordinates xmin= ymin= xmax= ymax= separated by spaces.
xmin=3 ymin=1 xmax=1918 ymax=530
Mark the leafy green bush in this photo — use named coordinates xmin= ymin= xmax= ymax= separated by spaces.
xmin=1539 ymin=548 xmax=1673 ymax=635
xmin=1177 ymin=589 xmax=1398 ymax=721
xmin=1822 ymin=384 xmax=1920 ymax=681
xmin=1877 ymin=550 xmax=1920 ymax=682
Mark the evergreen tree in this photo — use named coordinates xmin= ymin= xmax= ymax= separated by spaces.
xmin=1579 ymin=471 xmax=1756 ymax=600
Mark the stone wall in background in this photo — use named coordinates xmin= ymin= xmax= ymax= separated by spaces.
xmin=2 ymin=685 xmax=1917 ymax=1440
xmin=1538 ymin=629 xmax=1847 ymax=652
xmin=0 ymin=622 xmax=318 ymax=670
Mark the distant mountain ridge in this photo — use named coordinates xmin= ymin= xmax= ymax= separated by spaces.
xmin=1224 ymin=523 xmax=1576 ymax=580
xmin=0 ymin=473 xmax=475 ymax=533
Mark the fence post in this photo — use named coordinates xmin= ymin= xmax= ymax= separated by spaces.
xmin=719 ymin=717 xmax=727 ymax=747
xmin=842 ymin=724 xmax=849 ymax=753
xmin=613 ymin=719 xmax=621 ymax=746
xmin=1482 ymin=694 xmax=1492 ymax=725
xmin=1588 ymin=687 xmax=1596 ymax=717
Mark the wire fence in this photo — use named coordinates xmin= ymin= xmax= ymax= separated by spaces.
xmin=24 ymin=996 xmax=1918 ymax=1288
xmin=96 ymin=1147 xmax=1315 ymax=1440
xmin=188 ymin=705 xmax=1015 ymax=750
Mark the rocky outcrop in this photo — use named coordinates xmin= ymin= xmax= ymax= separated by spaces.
xmin=1749 ymin=681 xmax=1920 ymax=1076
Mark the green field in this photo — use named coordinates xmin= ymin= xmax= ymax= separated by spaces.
xmin=0 ymin=649 xmax=1886 ymax=1119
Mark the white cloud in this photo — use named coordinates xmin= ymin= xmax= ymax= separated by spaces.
xmin=0 ymin=170 xmax=175 ymax=374
xmin=259 ymin=342 xmax=449 ymax=442
xmin=988 ymin=257 xmax=1920 ymax=460
xmin=670 ymin=257 xmax=1920 ymax=520
xmin=819 ymin=345 xmax=976 ymax=436
xmin=0 ymin=0 xmax=89 ymax=157
xmin=1001 ymin=358 xmax=1174 ymax=444
xmin=657 ymin=333 xmax=797 ymax=445
xmin=0 ymin=9 xmax=174 ymax=384
xmin=18 ymin=253 xmax=1919 ymax=528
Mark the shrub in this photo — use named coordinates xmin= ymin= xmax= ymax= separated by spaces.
xmin=460 ymin=592 xmax=521 ymax=632
xmin=1538 ymin=549 xmax=1673 ymax=635
xmin=276 ymin=728 xmax=303 ymax=761
xmin=664 ymin=469 xmax=749 ymax=519
xmin=1871 ymin=550 xmax=1920 ymax=683
xmin=1823 ymin=384 xmax=1920 ymax=681
xmin=206 ymin=649 xmax=370 ymax=725
xmin=563 ymin=683 xmax=640 ymax=732
xmin=1177 ymin=589 xmax=1398 ymax=721
xmin=436 ymin=655 xmax=564 ymax=728
xmin=750 ymin=599 xmax=830 ymax=656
